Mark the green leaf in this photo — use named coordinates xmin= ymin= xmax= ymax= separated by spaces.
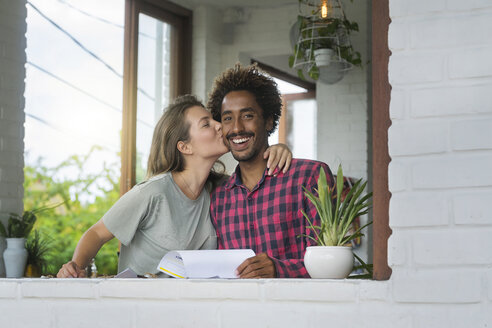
xmin=8 ymin=216 xmax=24 ymax=238
xmin=301 ymin=209 xmax=323 ymax=245
xmin=297 ymin=233 xmax=321 ymax=245
xmin=308 ymin=65 xmax=319 ymax=80
xmin=297 ymin=69 xmax=306 ymax=80
xmin=288 ymin=55 xmax=295 ymax=68
xmin=298 ymin=164 xmax=372 ymax=248
xmin=0 ymin=221 xmax=6 ymax=237
xmin=353 ymin=252 xmax=373 ymax=277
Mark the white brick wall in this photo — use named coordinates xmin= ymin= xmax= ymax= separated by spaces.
xmin=316 ymin=70 xmax=369 ymax=180
xmin=0 ymin=278 xmax=394 ymax=328
xmin=387 ymin=0 xmax=492 ymax=326
xmin=0 ymin=0 xmax=25 ymax=216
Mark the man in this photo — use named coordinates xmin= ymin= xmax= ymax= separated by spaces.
xmin=208 ymin=64 xmax=334 ymax=278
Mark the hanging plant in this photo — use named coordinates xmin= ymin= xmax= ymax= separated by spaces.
xmin=289 ymin=0 xmax=362 ymax=81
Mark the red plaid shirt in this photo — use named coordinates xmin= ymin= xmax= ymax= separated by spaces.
xmin=210 ymin=159 xmax=334 ymax=278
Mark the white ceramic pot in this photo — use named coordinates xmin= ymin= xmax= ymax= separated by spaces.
xmin=0 ymin=237 xmax=6 ymax=277
xmin=313 ymin=48 xmax=334 ymax=67
xmin=3 ymin=238 xmax=28 ymax=278
xmin=304 ymin=246 xmax=354 ymax=279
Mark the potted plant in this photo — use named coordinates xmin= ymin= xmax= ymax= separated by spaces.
xmin=0 ymin=211 xmax=37 ymax=277
xmin=289 ymin=0 xmax=362 ymax=81
xmin=25 ymin=230 xmax=52 ymax=277
xmin=0 ymin=203 xmax=62 ymax=277
xmin=301 ymin=165 xmax=372 ymax=278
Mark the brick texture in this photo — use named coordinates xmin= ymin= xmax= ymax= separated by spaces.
xmin=0 ymin=0 xmax=25 ymax=217
xmin=393 ymin=269 xmax=482 ymax=303
xmin=411 ymin=83 xmax=492 ymax=118
xmin=412 ymin=229 xmax=492 ymax=265
xmin=389 ymin=192 xmax=449 ymax=227
xmin=453 ymin=191 xmax=492 ymax=225
xmin=388 ymin=0 xmax=492 ymax=324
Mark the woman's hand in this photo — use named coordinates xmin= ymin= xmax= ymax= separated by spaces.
xmin=56 ymin=220 xmax=114 ymax=278
xmin=57 ymin=261 xmax=86 ymax=278
xmin=263 ymin=143 xmax=293 ymax=176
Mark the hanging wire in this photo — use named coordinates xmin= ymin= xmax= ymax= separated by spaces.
xmin=27 ymin=1 xmax=155 ymax=102
xmin=57 ymin=0 xmax=124 ymax=29
xmin=27 ymin=61 xmax=154 ymax=129
xmin=56 ymin=0 xmax=155 ymax=40
xmin=27 ymin=1 xmax=122 ymax=78
xmin=25 ymin=112 xmax=120 ymax=153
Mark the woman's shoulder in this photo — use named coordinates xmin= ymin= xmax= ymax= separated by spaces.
xmin=130 ymin=172 xmax=174 ymax=196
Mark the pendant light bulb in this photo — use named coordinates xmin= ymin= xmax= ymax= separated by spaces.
xmin=321 ymin=1 xmax=328 ymax=18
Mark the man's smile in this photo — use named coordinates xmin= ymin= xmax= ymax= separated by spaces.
xmin=227 ymin=133 xmax=254 ymax=150
xmin=231 ymin=136 xmax=251 ymax=144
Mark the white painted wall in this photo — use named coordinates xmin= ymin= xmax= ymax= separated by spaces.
xmin=316 ymin=0 xmax=370 ymax=180
xmin=0 ymin=0 xmax=26 ymax=277
xmin=1 ymin=0 xmax=491 ymax=327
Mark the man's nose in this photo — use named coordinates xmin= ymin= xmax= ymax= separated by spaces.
xmin=232 ymin=117 xmax=244 ymax=133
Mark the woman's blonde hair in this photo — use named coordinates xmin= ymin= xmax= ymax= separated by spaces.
xmin=146 ymin=95 xmax=226 ymax=189
xmin=146 ymin=95 xmax=203 ymax=179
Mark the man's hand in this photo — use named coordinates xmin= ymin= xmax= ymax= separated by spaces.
xmin=57 ymin=261 xmax=86 ymax=278
xmin=236 ymin=253 xmax=276 ymax=278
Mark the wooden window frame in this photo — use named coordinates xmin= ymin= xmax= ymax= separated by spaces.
xmin=120 ymin=0 xmax=192 ymax=195
xmin=372 ymin=0 xmax=391 ymax=280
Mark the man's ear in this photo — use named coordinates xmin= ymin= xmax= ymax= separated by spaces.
xmin=177 ymin=140 xmax=193 ymax=155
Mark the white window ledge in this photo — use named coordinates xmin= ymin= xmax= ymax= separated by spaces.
xmin=0 ymin=278 xmax=389 ymax=302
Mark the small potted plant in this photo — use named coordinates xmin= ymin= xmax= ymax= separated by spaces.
xmin=0 ymin=211 xmax=37 ymax=277
xmin=0 ymin=203 xmax=61 ymax=277
xmin=300 ymin=165 xmax=372 ymax=278
xmin=25 ymin=230 xmax=52 ymax=277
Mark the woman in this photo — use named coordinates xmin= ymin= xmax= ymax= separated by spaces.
xmin=57 ymin=95 xmax=291 ymax=278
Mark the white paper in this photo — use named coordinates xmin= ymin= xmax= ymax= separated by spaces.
xmin=115 ymin=267 xmax=138 ymax=278
xmin=157 ymin=249 xmax=255 ymax=279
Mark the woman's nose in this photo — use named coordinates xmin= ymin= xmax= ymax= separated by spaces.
xmin=214 ymin=120 xmax=222 ymax=132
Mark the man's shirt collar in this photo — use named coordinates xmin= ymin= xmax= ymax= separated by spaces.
xmin=225 ymin=164 xmax=281 ymax=191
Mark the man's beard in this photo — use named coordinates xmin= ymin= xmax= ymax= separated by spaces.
xmin=231 ymin=146 xmax=260 ymax=162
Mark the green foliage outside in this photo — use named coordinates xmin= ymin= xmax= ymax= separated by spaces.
xmin=24 ymin=147 xmax=121 ymax=275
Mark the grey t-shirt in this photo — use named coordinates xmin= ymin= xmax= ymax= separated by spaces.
xmin=102 ymin=172 xmax=217 ymax=276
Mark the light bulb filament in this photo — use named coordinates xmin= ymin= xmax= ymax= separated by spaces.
xmin=321 ymin=1 xmax=328 ymax=18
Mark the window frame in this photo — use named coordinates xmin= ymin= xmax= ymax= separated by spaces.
xmin=119 ymin=0 xmax=391 ymax=280
xmin=120 ymin=0 xmax=192 ymax=195
xmin=371 ymin=0 xmax=392 ymax=280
